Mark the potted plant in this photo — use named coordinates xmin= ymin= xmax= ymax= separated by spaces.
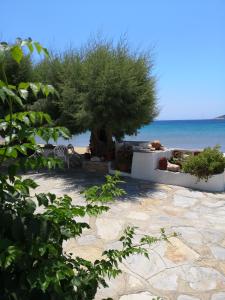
xmin=158 ymin=157 xmax=168 ymax=170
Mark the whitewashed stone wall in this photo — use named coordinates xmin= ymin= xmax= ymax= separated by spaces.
xmin=110 ymin=149 xmax=225 ymax=192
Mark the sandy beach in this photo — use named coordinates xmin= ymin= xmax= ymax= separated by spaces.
xmin=74 ymin=146 xmax=87 ymax=154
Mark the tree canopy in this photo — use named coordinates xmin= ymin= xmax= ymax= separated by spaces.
xmin=32 ymin=39 xmax=158 ymax=156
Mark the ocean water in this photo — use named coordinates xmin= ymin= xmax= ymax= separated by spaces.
xmin=54 ymin=119 xmax=225 ymax=152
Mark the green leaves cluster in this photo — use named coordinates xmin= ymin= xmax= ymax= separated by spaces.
xmin=0 ymin=80 xmax=58 ymax=108
xmin=0 ymin=38 xmax=169 ymax=300
xmin=5 ymin=38 xmax=49 ymax=64
xmin=32 ymin=38 xmax=158 ymax=139
xmin=183 ymin=146 xmax=225 ymax=181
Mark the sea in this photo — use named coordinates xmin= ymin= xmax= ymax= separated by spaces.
xmin=50 ymin=119 xmax=225 ymax=152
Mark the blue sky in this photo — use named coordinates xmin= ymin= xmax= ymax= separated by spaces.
xmin=1 ymin=0 xmax=224 ymax=120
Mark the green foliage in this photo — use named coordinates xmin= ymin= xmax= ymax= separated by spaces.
xmin=83 ymin=172 xmax=126 ymax=204
xmin=0 ymin=50 xmax=32 ymax=86
xmin=183 ymin=146 xmax=225 ymax=181
xmin=31 ymin=38 xmax=158 ymax=139
xmin=0 ymin=40 xmax=33 ymax=117
xmin=31 ymin=55 xmax=65 ymax=124
xmin=0 ymin=38 xmax=171 ymax=299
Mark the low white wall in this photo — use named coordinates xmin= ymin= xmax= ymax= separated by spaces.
xmin=152 ymin=169 xmax=225 ymax=192
xmin=131 ymin=150 xmax=172 ymax=180
xmin=110 ymin=149 xmax=225 ymax=193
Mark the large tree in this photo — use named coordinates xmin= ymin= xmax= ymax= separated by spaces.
xmin=32 ymin=39 xmax=158 ymax=157
xmin=31 ymin=55 xmax=63 ymax=123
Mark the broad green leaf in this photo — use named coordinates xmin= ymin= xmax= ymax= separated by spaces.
xmin=36 ymin=193 xmax=49 ymax=206
xmin=4 ymin=246 xmax=21 ymax=268
xmin=59 ymin=127 xmax=71 ymax=139
xmin=42 ymin=47 xmax=50 ymax=58
xmin=29 ymin=83 xmax=40 ymax=97
xmin=5 ymin=115 xmax=10 ymax=121
xmin=29 ymin=112 xmax=36 ymax=124
xmin=16 ymin=145 xmax=27 ymax=155
xmin=39 ymin=84 xmax=57 ymax=97
xmin=0 ymin=80 xmax=6 ymax=87
xmin=8 ymin=85 xmax=16 ymax=90
xmin=18 ymin=82 xmax=29 ymax=90
xmin=5 ymin=134 xmax=17 ymax=144
xmin=43 ymin=113 xmax=52 ymax=124
xmin=34 ymin=42 xmax=42 ymax=54
xmin=0 ymin=89 xmax=6 ymax=102
xmin=40 ymin=84 xmax=49 ymax=97
xmin=47 ymin=84 xmax=56 ymax=95
xmin=52 ymin=129 xmax=59 ymax=142
xmin=0 ymin=148 xmax=6 ymax=156
xmin=13 ymin=95 xmax=24 ymax=107
xmin=23 ymin=178 xmax=38 ymax=189
xmin=1 ymin=87 xmax=24 ymax=107
xmin=21 ymin=40 xmax=34 ymax=54
xmin=10 ymin=45 xmax=23 ymax=64
xmin=27 ymin=42 xmax=34 ymax=53
xmin=19 ymin=89 xmax=28 ymax=100
xmin=2 ymin=86 xmax=16 ymax=97
xmin=6 ymin=147 xmax=18 ymax=158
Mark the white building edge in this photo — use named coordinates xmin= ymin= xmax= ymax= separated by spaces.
xmin=109 ymin=148 xmax=225 ymax=193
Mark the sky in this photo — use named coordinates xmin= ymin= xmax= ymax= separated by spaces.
xmin=1 ymin=0 xmax=225 ymax=120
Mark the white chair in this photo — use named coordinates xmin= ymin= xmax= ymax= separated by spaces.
xmin=67 ymin=144 xmax=75 ymax=155
xmin=54 ymin=145 xmax=69 ymax=168
xmin=67 ymin=144 xmax=82 ymax=158
xmin=43 ymin=148 xmax=54 ymax=157
xmin=42 ymin=144 xmax=54 ymax=158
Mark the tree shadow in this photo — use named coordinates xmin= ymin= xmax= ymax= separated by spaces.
xmin=27 ymin=168 xmax=163 ymax=202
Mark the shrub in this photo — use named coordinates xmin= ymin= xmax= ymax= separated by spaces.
xmin=182 ymin=146 xmax=225 ymax=181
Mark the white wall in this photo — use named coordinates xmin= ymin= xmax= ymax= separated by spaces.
xmin=110 ymin=149 xmax=225 ymax=192
xmin=152 ymin=169 xmax=225 ymax=192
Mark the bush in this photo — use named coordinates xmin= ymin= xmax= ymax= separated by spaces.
xmin=182 ymin=146 xmax=225 ymax=181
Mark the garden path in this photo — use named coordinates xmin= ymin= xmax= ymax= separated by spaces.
xmin=25 ymin=170 xmax=225 ymax=300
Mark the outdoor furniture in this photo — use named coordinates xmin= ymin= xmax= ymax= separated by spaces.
xmin=67 ymin=144 xmax=82 ymax=157
xmin=29 ymin=150 xmax=44 ymax=173
xmin=67 ymin=144 xmax=76 ymax=154
xmin=43 ymin=149 xmax=54 ymax=157
xmin=54 ymin=145 xmax=70 ymax=168
xmin=42 ymin=144 xmax=54 ymax=157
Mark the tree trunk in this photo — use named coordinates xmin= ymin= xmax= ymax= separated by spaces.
xmin=89 ymin=127 xmax=114 ymax=159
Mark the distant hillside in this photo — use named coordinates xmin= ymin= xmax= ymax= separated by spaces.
xmin=215 ymin=115 xmax=225 ymax=119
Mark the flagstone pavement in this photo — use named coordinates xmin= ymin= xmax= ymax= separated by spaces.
xmin=25 ymin=170 xmax=225 ymax=300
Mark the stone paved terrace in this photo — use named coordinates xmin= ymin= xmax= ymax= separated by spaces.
xmin=25 ymin=170 xmax=225 ymax=300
